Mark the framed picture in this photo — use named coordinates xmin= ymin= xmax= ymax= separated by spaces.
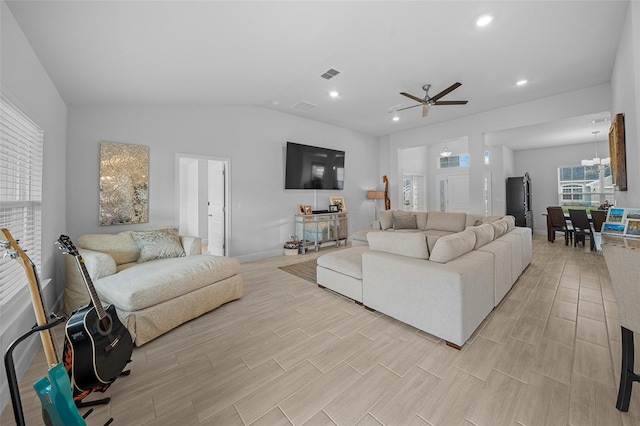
xmin=329 ymin=204 xmax=339 ymax=212
xmin=606 ymin=207 xmax=626 ymax=223
xmin=602 ymin=222 xmax=626 ymax=235
xmin=624 ymin=219 xmax=640 ymax=237
xmin=297 ymin=204 xmax=305 ymax=215
xmin=304 ymin=205 xmax=312 ymax=215
xmin=329 ymin=196 xmax=346 ymax=212
xmin=625 ymin=208 xmax=640 ymax=221
xmin=608 ymin=113 xmax=627 ymax=191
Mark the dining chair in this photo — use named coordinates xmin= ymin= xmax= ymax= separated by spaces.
xmin=591 ymin=209 xmax=607 ymax=232
xmin=568 ymin=209 xmax=595 ymax=250
xmin=547 ymin=206 xmax=573 ymax=245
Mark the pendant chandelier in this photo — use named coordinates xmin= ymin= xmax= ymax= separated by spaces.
xmin=440 ymin=142 xmax=452 ymax=157
xmin=581 ymin=131 xmax=610 ymax=168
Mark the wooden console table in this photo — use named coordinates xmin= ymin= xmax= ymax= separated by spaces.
xmin=295 ymin=212 xmax=347 ymax=254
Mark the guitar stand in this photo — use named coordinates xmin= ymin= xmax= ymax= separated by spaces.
xmin=4 ymin=317 xmax=66 ymax=426
xmin=5 ymin=317 xmax=117 ymax=426
xmin=75 ymin=361 xmax=132 ymax=409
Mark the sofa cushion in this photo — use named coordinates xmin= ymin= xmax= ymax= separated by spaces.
xmin=429 ymin=229 xmax=476 ymax=263
xmin=470 ymin=223 xmax=495 ymax=249
xmin=379 ymin=210 xmax=393 ymax=230
xmin=94 ymin=255 xmax=240 ymax=311
xmin=415 ymin=212 xmax=428 ymax=230
xmin=80 ymin=249 xmax=117 ymax=280
xmin=466 ymin=214 xmax=483 ymax=228
xmin=367 ymin=231 xmax=429 ymax=259
xmin=351 ymin=229 xmax=370 ymax=242
xmin=79 ymin=231 xmax=140 ymax=265
xmin=504 ymin=215 xmax=516 ymax=231
xmin=317 ymin=246 xmax=368 ymax=279
xmin=491 ymin=220 xmax=509 ymax=238
xmin=131 ymin=228 xmax=186 ymax=262
xmin=426 ymin=211 xmax=467 ymax=233
xmin=393 ymin=214 xmax=418 ymax=230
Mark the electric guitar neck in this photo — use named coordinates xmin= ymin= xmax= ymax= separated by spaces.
xmin=1 ymin=228 xmax=58 ymax=367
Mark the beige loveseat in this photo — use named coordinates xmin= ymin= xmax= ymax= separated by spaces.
xmin=317 ymin=211 xmax=531 ymax=348
xmin=63 ymin=228 xmax=243 ymax=346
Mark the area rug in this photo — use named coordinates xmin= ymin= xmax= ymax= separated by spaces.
xmin=278 ymin=258 xmax=317 ymax=284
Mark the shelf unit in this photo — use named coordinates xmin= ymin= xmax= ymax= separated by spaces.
xmin=294 ymin=212 xmax=348 ymax=254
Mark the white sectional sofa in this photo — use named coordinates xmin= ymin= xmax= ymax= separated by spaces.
xmin=63 ymin=228 xmax=243 ymax=346
xmin=316 ymin=211 xmax=532 ymax=348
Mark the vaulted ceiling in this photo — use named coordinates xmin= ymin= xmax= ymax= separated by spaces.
xmin=6 ymin=1 xmax=629 ymax=147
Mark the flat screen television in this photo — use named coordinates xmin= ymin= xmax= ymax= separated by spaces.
xmin=284 ymin=142 xmax=345 ymax=190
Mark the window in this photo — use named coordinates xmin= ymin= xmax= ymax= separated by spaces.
xmin=403 ymin=174 xmax=424 ymax=211
xmin=0 ymin=96 xmax=44 ymax=305
xmin=439 ymin=154 xmax=469 ymax=169
xmin=562 ymin=184 xmax=584 ymax=201
xmin=557 ymin=164 xmax=614 ymax=209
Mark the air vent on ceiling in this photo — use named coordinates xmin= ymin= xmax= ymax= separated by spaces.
xmin=291 ymin=101 xmax=317 ymax=112
xmin=320 ymin=68 xmax=340 ymax=80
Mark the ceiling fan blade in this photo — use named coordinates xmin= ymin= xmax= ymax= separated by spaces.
xmin=400 ymin=92 xmax=427 ymax=104
xmin=391 ymin=104 xmax=422 ymax=112
xmin=422 ymin=104 xmax=429 ymax=117
xmin=433 ymin=100 xmax=468 ymax=105
xmin=429 ymin=82 xmax=462 ymax=102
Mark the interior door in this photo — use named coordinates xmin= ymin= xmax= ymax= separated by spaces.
xmin=438 ymin=174 xmax=470 ymax=212
xmin=447 ymin=174 xmax=470 ymax=212
xmin=208 ymin=161 xmax=225 ymax=256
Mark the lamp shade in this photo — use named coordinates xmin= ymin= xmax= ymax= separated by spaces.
xmin=367 ymin=190 xmax=385 ymax=200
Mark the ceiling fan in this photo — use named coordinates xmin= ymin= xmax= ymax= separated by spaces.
xmin=396 ymin=82 xmax=468 ymax=117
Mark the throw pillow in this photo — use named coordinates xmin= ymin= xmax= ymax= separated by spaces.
xmin=393 ymin=214 xmax=418 ymax=230
xmin=131 ymin=228 xmax=186 ymax=263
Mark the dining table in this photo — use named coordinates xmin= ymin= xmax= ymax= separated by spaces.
xmin=542 ymin=212 xmax=592 ymax=242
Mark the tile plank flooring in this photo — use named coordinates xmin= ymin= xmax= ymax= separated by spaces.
xmin=3 ymin=235 xmax=640 ymax=425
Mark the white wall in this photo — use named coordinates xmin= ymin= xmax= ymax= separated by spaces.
xmin=66 ymin=105 xmax=379 ymax=261
xmin=610 ymin=0 xmax=639 ymax=207
xmin=1 ymin=1 xmax=68 ymax=412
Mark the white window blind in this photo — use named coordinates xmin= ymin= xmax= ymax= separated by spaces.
xmin=0 ymin=96 xmax=43 ymax=305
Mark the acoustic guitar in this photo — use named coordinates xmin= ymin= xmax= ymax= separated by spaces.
xmin=1 ymin=228 xmax=85 ymax=426
xmin=56 ymin=235 xmax=133 ymax=393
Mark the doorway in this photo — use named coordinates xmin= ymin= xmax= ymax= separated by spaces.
xmin=176 ymin=154 xmax=230 ymax=256
xmin=436 ymin=174 xmax=470 ymax=212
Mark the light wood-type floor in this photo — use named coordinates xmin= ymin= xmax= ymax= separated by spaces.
xmin=3 ymin=234 xmax=640 ymax=425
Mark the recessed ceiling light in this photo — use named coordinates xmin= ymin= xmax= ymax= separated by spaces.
xmin=476 ymin=15 xmax=493 ymax=27
xmin=329 ymin=91 xmax=339 ymax=98
xmin=392 ymin=116 xmax=399 ymax=122
xmin=516 ymin=79 xmax=528 ymax=86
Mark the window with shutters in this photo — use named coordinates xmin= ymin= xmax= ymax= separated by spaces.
xmin=0 ymin=96 xmax=44 ymax=306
